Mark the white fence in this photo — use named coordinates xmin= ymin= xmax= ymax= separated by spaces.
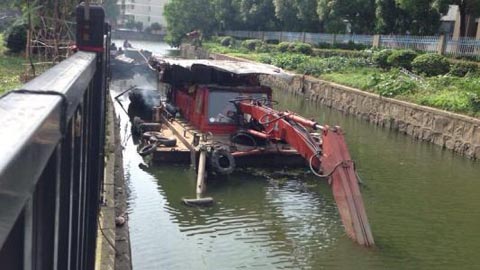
xmin=223 ymin=30 xmax=480 ymax=59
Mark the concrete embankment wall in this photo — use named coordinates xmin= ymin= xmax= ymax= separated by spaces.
xmin=180 ymin=44 xmax=480 ymax=159
xmin=95 ymin=96 xmax=132 ymax=270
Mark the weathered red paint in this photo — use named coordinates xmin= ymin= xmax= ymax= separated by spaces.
xmin=322 ymin=127 xmax=374 ymax=246
xmin=173 ymin=85 xmax=271 ymax=134
xmin=238 ymin=101 xmax=374 ymax=247
xmin=171 ymin=82 xmax=374 ymax=246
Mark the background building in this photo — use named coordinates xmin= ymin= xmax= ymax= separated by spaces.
xmin=120 ymin=0 xmax=168 ymax=31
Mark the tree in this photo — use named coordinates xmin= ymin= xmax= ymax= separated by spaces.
xmin=103 ymin=0 xmax=120 ymax=26
xmin=273 ymin=0 xmax=320 ymax=32
xmin=235 ymin=0 xmax=279 ymax=30
xmin=396 ymin=0 xmax=441 ymax=35
xmin=212 ymin=0 xmax=242 ymax=31
xmin=317 ymin=0 xmax=376 ymax=33
xmin=164 ymin=0 xmax=216 ymax=46
xmin=135 ymin=21 xmax=143 ymax=32
xmin=375 ymin=0 xmax=398 ymax=33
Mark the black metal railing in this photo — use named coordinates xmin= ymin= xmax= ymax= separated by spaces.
xmin=0 ymin=4 xmax=109 ymax=270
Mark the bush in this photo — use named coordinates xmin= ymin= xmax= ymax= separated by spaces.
xmin=269 ymin=54 xmax=309 ymax=70
xmin=314 ymin=48 xmax=371 ymax=59
xmin=449 ymin=61 xmax=478 ymax=77
xmin=369 ymin=70 xmax=418 ymax=97
xmin=317 ymin=42 xmax=332 ymax=49
xmin=265 ymin=39 xmax=279 ymax=44
xmin=5 ymin=24 xmax=27 ymax=53
xmin=335 ymin=41 xmax=369 ymax=50
xmin=412 ymin=54 xmax=450 ymax=76
xmin=372 ymin=49 xmax=393 ymax=69
xmin=386 ymin=50 xmax=418 ymax=70
xmin=151 ymin=22 xmax=162 ymax=31
xmin=220 ymin=36 xmax=234 ymax=47
xmin=293 ymin=42 xmax=313 ymax=55
xmin=296 ymin=56 xmax=370 ymax=76
xmin=278 ymin=42 xmax=293 ymax=52
xmin=241 ymin=39 xmax=264 ymax=51
xmin=419 ymin=90 xmax=479 ymax=113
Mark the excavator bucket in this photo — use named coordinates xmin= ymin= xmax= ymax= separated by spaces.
xmin=321 ymin=127 xmax=374 ymax=247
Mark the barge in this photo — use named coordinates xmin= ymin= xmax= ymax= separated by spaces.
xmin=127 ymin=57 xmax=375 ymax=247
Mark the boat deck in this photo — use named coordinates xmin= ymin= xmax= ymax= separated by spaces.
xmin=146 ymin=116 xmax=306 ymax=167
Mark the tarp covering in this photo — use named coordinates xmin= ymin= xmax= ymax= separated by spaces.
xmin=150 ymin=57 xmax=289 ymax=76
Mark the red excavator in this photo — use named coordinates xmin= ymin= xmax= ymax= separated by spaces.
xmin=132 ymin=58 xmax=374 ymax=246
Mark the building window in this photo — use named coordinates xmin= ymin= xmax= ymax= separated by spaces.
xmin=148 ymin=16 xmax=151 ymax=22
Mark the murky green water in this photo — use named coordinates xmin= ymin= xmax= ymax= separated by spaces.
xmin=111 ymin=41 xmax=480 ymax=270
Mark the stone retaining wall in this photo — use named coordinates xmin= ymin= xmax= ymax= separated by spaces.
xmin=180 ymin=44 xmax=480 ymax=159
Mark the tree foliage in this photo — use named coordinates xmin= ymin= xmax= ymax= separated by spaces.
xmin=164 ymin=0 xmax=216 ymax=46
xmin=103 ymin=0 xmax=120 ymax=25
xmin=163 ymin=0 xmax=477 ymax=46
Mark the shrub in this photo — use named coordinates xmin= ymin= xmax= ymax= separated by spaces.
xmin=372 ymin=49 xmax=393 ymax=69
xmin=255 ymin=43 xmax=271 ymax=53
xmin=220 ymin=36 xmax=234 ymax=47
xmin=317 ymin=42 xmax=332 ymax=49
xmin=419 ymin=90 xmax=478 ymax=113
xmin=335 ymin=41 xmax=368 ymax=50
xmin=386 ymin=50 xmax=418 ymax=70
xmin=270 ymin=54 xmax=309 ymax=70
xmin=265 ymin=39 xmax=279 ymax=44
xmin=278 ymin=42 xmax=293 ymax=52
xmin=314 ymin=48 xmax=371 ymax=59
xmin=5 ymin=24 xmax=27 ymax=53
xmin=449 ymin=61 xmax=478 ymax=77
xmin=151 ymin=22 xmax=162 ymax=31
xmin=313 ymin=49 xmax=372 ymax=58
xmin=241 ymin=39 xmax=264 ymax=51
xmin=368 ymin=70 xmax=417 ymax=97
xmin=412 ymin=54 xmax=450 ymax=76
xmin=296 ymin=56 xmax=371 ymax=76
xmin=259 ymin=54 xmax=273 ymax=64
xmin=292 ymin=42 xmax=313 ymax=55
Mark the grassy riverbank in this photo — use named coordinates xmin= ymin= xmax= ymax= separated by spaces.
xmin=0 ymin=34 xmax=24 ymax=94
xmin=203 ymin=39 xmax=480 ymax=117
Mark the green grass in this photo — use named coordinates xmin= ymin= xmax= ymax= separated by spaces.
xmin=202 ymin=38 xmax=480 ymax=117
xmin=0 ymin=33 xmax=25 ymax=94
xmin=321 ymin=68 xmax=379 ymax=91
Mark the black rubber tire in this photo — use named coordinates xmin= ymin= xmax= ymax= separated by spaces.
xmin=157 ymin=136 xmax=177 ymax=147
xmin=138 ymin=143 xmax=157 ymax=156
xmin=139 ymin=122 xmax=162 ymax=133
xmin=142 ymin=131 xmax=163 ymax=140
xmin=210 ymin=148 xmax=236 ymax=175
xmin=141 ymin=132 xmax=177 ymax=147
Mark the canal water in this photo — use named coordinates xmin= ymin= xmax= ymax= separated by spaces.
xmin=110 ymin=41 xmax=480 ymax=270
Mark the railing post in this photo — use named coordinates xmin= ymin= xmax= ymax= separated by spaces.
xmin=437 ymin=34 xmax=447 ymax=55
xmin=476 ymin=25 xmax=480 ymax=55
xmin=476 ymin=22 xmax=480 ymax=40
xmin=302 ymin=32 xmax=306 ymax=43
xmin=76 ymin=3 xmax=106 ymax=270
xmin=372 ymin=34 xmax=381 ymax=48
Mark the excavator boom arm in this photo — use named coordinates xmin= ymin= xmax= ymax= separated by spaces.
xmin=237 ymin=101 xmax=374 ymax=247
